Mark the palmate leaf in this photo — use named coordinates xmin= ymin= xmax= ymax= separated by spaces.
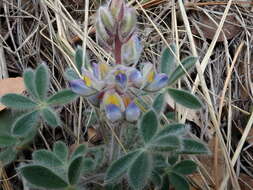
xmin=149 ymin=135 xmax=181 ymax=152
xmin=75 ymin=46 xmax=88 ymax=72
xmin=1 ymin=94 xmax=38 ymax=110
xmin=68 ymin=156 xmax=84 ymax=185
xmin=128 ymin=151 xmax=152 ymax=190
xmin=169 ymin=172 xmax=189 ymax=190
xmin=167 ymin=56 xmax=197 ymax=85
xmin=139 ymin=109 xmax=158 ymax=143
xmin=47 ymin=89 xmax=78 ymax=105
xmin=152 ymin=92 xmax=166 ymax=115
xmin=155 ymin=123 xmax=187 ymax=138
xmin=0 ymin=135 xmax=17 ymax=147
xmin=53 ymin=141 xmax=68 ymax=162
xmin=105 ymin=150 xmax=140 ymax=183
xmin=23 ymin=69 xmax=38 ymax=98
xmin=160 ymin=44 xmax=176 ymax=76
xmin=82 ymin=158 xmax=95 ymax=173
xmin=20 ymin=165 xmax=68 ymax=189
xmin=178 ymin=138 xmax=209 ymax=154
xmin=0 ymin=147 xmax=17 ymax=166
xmin=167 ymin=88 xmax=202 ymax=109
xmin=35 ymin=63 xmax=49 ymax=100
xmin=32 ymin=150 xmax=63 ymax=167
xmin=172 ymin=160 xmax=197 ymax=175
xmin=41 ymin=107 xmax=61 ymax=127
xmin=70 ymin=144 xmax=87 ymax=161
xmin=12 ymin=111 xmax=39 ymax=136
xmin=64 ymin=67 xmax=80 ymax=81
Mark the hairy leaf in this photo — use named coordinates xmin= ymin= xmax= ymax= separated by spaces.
xmin=53 ymin=141 xmax=68 ymax=162
xmin=41 ymin=108 xmax=61 ymax=127
xmin=0 ymin=147 xmax=17 ymax=166
xmin=168 ymin=56 xmax=197 ymax=85
xmin=1 ymin=94 xmax=37 ymax=110
xmin=178 ymin=138 xmax=209 ymax=154
xmin=23 ymin=69 xmax=38 ymax=98
xmin=173 ymin=160 xmax=197 ymax=175
xmin=150 ymin=135 xmax=181 ymax=152
xmin=68 ymin=156 xmax=84 ymax=185
xmin=169 ymin=172 xmax=189 ymax=190
xmin=47 ymin=89 xmax=78 ymax=105
xmin=160 ymin=44 xmax=176 ymax=75
xmin=12 ymin=111 xmax=39 ymax=136
xmin=139 ymin=109 xmax=158 ymax=143
xmin=35 ymin=64 xmax=49 ymax=100
xmin=152 ymin=93 xmax=166 ymax=115
xmin=155 ymin=123 xmax=187 ymax=138
xmin=128 ymin=151 xmax=152 ymax=189
xmin=33 ymin=150 xmax=63 ymax=167
xmin=168 ymin=88 xmax=202 ymax=109
xmin=0 ymin=135 xmax=17 ymax=147
xmin=64 ymin=67 xmax=80 ymax=81
xmin=71 ymin=144 xmax=87 ymax=161
xmin=105 ymin=150 xmax=140 ymax=183
xmin=20 ymin=165 xmax=68 ymax=189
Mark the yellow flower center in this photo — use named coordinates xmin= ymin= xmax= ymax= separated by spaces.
xmin=83 ymin=76 xmax=92 ymax=87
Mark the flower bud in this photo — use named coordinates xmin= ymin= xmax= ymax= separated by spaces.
xmin=121 ymin=35 xmax=142 ymax=65
xmin=96 ymin=18 xmax=113 ymax=48
xmin=119 ymin=8 xmax=137 ymax=42
xmin=99 ymin=7 xmax=115 ymax=35
xmin=109 ymin=0 xmax=125 ymax=21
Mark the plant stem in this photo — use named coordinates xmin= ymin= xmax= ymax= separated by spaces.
xmin=114 ymin=32 xmax=122 ymax=64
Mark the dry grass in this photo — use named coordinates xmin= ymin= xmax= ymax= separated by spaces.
xmin=1 ymin=0 xmax=253 ymax=189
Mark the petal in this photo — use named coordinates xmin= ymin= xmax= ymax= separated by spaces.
xmin=103 ymin=90 xmax=125 ymax=111
xmin=141 ymin=63 xmax=155 ymax=87
xmin=69 ymin=79 xmax=97 ymax=96
xmin=115 ymin=72 xmax=127 ymax=90
xmin=99 ymin=63 xmax=110 ymax=79
xmin=144 ymin=73 xmax=169 ymax=92
xmin=105 ymin=104 xmax=123 ymax=122
xmin=125 ymin=101 xmax=141 ymax=122
xmin=128 ymin=69 xmax=143 ymax=87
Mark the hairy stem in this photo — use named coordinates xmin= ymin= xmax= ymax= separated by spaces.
xmin=114 ymin=32 xmax=122 ymax=64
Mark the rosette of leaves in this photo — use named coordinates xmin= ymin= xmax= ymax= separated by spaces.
xmin=19 ymin=141 xmax=103 ymax=190
xmin=0 ymin=64 xmax=78 ymax=137
xmin=105 ymin=108 xmax=210 ymax=190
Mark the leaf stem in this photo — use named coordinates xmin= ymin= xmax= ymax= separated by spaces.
xmin=114 ymin=32 xmax=122 ymax=65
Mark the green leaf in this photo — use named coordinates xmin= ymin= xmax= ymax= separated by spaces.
xmin=168 ymin=56 xmax=197 ymax=85
xmin=83 ymin=158 xmax=95 ymax=173
xmin=178 ymin=138 xmax=209 ymax=154
xmin=151 ymin=171 xmax=162 ymax=187
xmin=173 ymin=160 xmax=197 ymax=175
xmin=160 ymin=44 xmax=176 ymax=75
xmin=33 ymin=150 xmax=63 ymax=167
xmin=152 ymin=93 xmax=166 ymax=115
xmin=0 ymin=147 xmax=17 ymax=166
xmin=35 ymin=64 xmax=49 ymax=100
xmin=12 ymin=111 xmax=39 ymax=136
xmin=23 ymin=69 xmax=38 ymax=98
xmin=169 ymin=172 xmax=189 ymax=190
xmin=53 ymin=141 xmax=68 ymax=162
xmin=75 ymin=47 xmax=88 ymax=73
xmin=89 ymin=146 xmax=104 ymax=167
xmin=64 ymin=67 xmax=80 ymax=81
xmin=20 ymin=165 xmax=68 ymax=189
xmin=150 ymin=135 xmax=181 ymax=152
xmin=47 ymin=89 xmax=78 ymax=105
xmin=41 ymin=107 xmax=61 ymax=127
xmin=128 ymin=151 xmax=152 ymax=190
xmin=71 ymin=144 xmax=87 ymax=161
xmin=68 ymin=156 xmax=84 ymax=185
xmin=139 ymin=109 xmax=158 ymax=143
xmin=0 ymin=135 xmax=17 ymax=147
xmin=1 ymin=94 xmax=38 ymax=110
xmin=168 ymin=154 xmax=179 ymax=165
xmin=105 ymin=150 xmax=140 ymax=183
xmin=167 ymin=88 xmax=202 ymax=109
xmin=155 ymin=123 xmax=187 ymax=138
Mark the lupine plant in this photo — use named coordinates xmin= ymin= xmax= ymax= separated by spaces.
xmin=0 ymin=0 xmax=209 ymax=189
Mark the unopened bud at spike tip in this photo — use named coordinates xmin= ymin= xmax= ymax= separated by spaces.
xmin=109 ymin=0 xmax=125 ymax=21
xmin=99 ymin=7 xmax=115 ymax=35
xmin=119 ymin=8 xmax=137 ymax=42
